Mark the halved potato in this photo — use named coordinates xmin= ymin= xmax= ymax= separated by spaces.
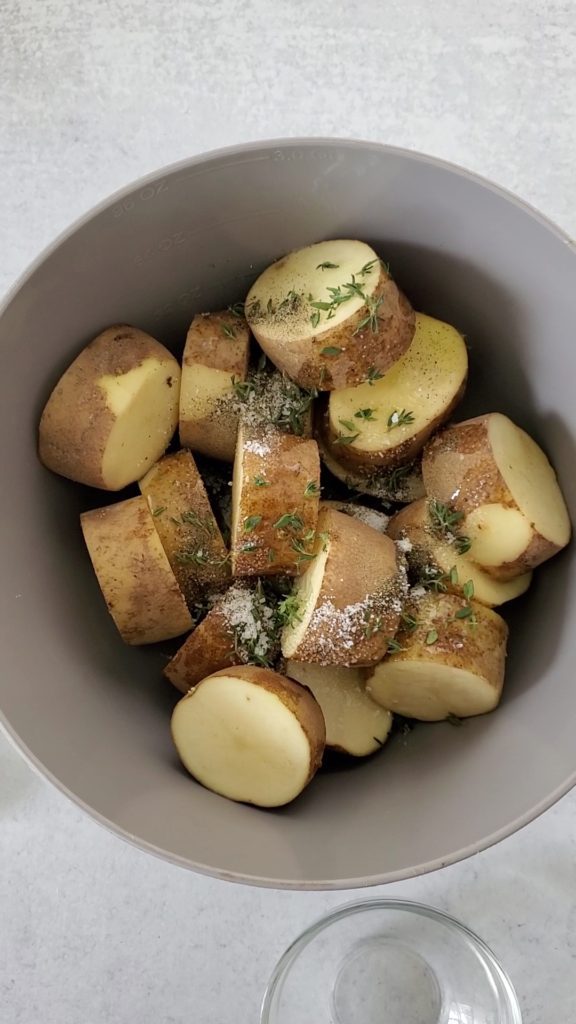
xmin=422 ymin=414 xmax=571 ymax=579
xmin=39 ymin=325 xmax=180 ymax=490
xmin=366 ymin=592 xmax=507 ymax=721
xmin=387 ymin=498 xmax=532 ymax=607
xmin=171 ymin=666 xmax=326 ymax=807
xmin=281 ymin=506 xmax=407 ymax=666
xmin=139 ymin=449 xmax=229 ymax=606
xmin=286 ymin=661 xmax=392 ymax=756
xmin=231 ymin=425 xmax=321 ymax=576
xmin=179 ymin=310 xmax=250 ymax=461
xmin=317 ymin=424 xmax=425 ymax=504
xmin=245 ymin=240 xmax=414 ymax=391
xmin=81 ymin=496 xmax=193 ymax=644
xmin=323 ymin=313 xmax=467 ymax=471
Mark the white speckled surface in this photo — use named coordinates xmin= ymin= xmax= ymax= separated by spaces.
xmin=2 ymin=2 xmax=576 ymax=1021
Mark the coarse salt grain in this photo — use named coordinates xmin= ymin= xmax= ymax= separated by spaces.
xmin=396 ymin=537 xmax=413 ymax=553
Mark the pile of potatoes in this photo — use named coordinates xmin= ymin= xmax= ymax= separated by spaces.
xmin=38 ymin=240 xmax=571 ymax=809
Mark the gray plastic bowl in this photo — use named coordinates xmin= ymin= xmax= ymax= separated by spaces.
xmin=1 ymin=139 xmax=575 ymax=889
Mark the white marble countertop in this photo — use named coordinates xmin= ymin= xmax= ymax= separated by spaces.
xmin=2 ymin=2 xmax=576 ymax=1021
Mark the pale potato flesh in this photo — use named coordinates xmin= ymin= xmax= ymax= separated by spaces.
xmin=281 ymin=507 xmax=405 ymax=666
xmin=179 ymin=311 xmax=250 ymax=461
xmin=327 ymin=313 xmax=467 ymax=467
xmin=489 ymin=413 xmax=570 ymax=548
xmin=247 ymin=240 xmax=381 ymax=342
xmin=171 ymin=669 xmax=325 ymax=807
xmin=422 ymin=414 xmax=571 ymax=576
xmin=366 ymin=592 xmax=507 ymax=721
xmin=368 ymin=661 xmax=501 ymax=721
xmin=388 ymin=499 xmax=532 ymax=606
xmin=38 ymin=325 xmax=180 ymax=490
xmin=80 ymin=496 xmax=193 ymax=645
xmin=286 ymin=661 xmax=392 ymax=756
xmin=464 ymin=504 xmax=533 ymax=569
xmin=245 ymin=240 xmax=415 ymax=390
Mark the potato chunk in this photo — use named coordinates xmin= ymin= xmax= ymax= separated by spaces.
xmin=367 ymin=593 xmax=507 ymax=721
xmin=139 ymin=450 xmax=229 ymax=606
xmin=179 ymin=310 xmax=250 ymax=461
xmin=171 ymin=666 xmax=325 ymax=807
xmin=388 ymin=498 xmax=532 ymax=606
xmin=422 ymin=414 xmax=571 ymax=578
xmin=39 ymin=325 xmax=180 ymax=490
xmin=281 ymin=507 xmax=407 ymax=666
xmin=286 ymin=661 xmax=392 ymax=757
xmin=81 ymin=496 xmax=192 ymax=644
xmin=324 ymin=313 xmax=467 ymax=471
xmin=245 ymin=240 xmax=414 ymax=390
xmin=231 ymin=425 xmax=321 ymax=576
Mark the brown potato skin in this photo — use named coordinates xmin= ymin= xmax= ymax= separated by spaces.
xmin=287 ymin=508 xmax=407 ymax=666
xmin=179 ymin=311 xmax=250 ymax=461
xmin=317 ymin=424 xmax=425 ymax=503
xmin=139 ymin=450 xmax=229 ymax=606
xmin=81 ymin=496 xmax=193 ymax=645
xmin=321 ymin=378 xmax=466 ymax=473
xmin=39 ymin=325 xmax=179 ymax=489
xmin=197 ymin=665 xmax=326 ymax=782
xmin=250 ymin=267 xmax=415 ymax=391
xmin=367 ymin=592 xmax=507 ymax=718
xmin=164 ymin=605 xmax=238 ymax=694
xmin=422 ymin=416 xmax=566 ymax=578
xmin=231 ymin=427 xmax=321 ymax=577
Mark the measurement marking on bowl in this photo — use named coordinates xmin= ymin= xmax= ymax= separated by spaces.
xmin=111 ymin=180 xmax=169 ymax=219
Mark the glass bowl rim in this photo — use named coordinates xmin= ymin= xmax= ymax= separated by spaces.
xmin=260 ymin=897 xmax=523 ymax=1023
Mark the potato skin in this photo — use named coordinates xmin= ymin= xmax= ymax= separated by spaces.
xmin=231 ymin=428 xmax=321 ymax=577
xmin=200 ymin=665 xmax=326 ymax=782
xmin=249 ymin=266 xmax=415 ymax=392
xmin=317 ymin=423 xmax=425 ymax=503
xmin=39 ymin=325 xmax=179 ymax=489
xmin=139 ymin=449 xmax=229 ymax=606
xmin=164 ymin=605 xmax=237 ymax=694
xmin=179 ymin=311 xmax=250 ymax=461
xmin=81 ymin=496 xmax=193 ymax=644
xmin=422 ymin=415 xmax=568 ymax=578
xmin=286 ymin=508 xmax=407 ymax=666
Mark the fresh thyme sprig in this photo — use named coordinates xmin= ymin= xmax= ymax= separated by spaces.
xmin=428 ymin=499 xmax=471 ymax=555
xmin=387 ymin=409 xmax=415 ymax=430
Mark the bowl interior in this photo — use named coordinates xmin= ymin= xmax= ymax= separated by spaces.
xmin=1 ymin=140 xmax=576 ymax=887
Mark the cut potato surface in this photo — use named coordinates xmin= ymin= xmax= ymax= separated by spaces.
xmin=81 ymin=496 xmax=193 ymax=644
xmin=139 ymin=449 xmax=229 ymax=606
xmin=422 ymin=414 xmax=571 ymax=578
xmin=231 ymin=424 xmax=321 ymax=576
xmin=325 ymin=313 xmax=467 ymax=471
xmin=179 ymin=310 xmax=250 ymax=461
xmin=282 ymin=507 xmax=407 ymax=666
xmin=245 ymin=240 xmax=415 ymax=391
xmin=317 ymin=422 xmax=425 ymax=504
xmin=367 ymin=593 xmax=507 ymax=721
xmin=39 ymin=325 xmax=180 ymax=490
xmin=388 ymin=498 xmax=532 ymax=606
xmin=286 ymin=661 xmax=392 ymax=757
xmin=171 ymin=666 xmax=325 ymax=807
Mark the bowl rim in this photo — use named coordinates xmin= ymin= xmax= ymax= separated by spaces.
xmin=259 ymin=896 xmax=523 ymax=1023
xmin=2 ymin=136 xmax=576 ymax=890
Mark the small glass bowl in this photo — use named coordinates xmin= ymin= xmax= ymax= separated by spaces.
xmin=261 ymin=899 xmax=522 ymax=1024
